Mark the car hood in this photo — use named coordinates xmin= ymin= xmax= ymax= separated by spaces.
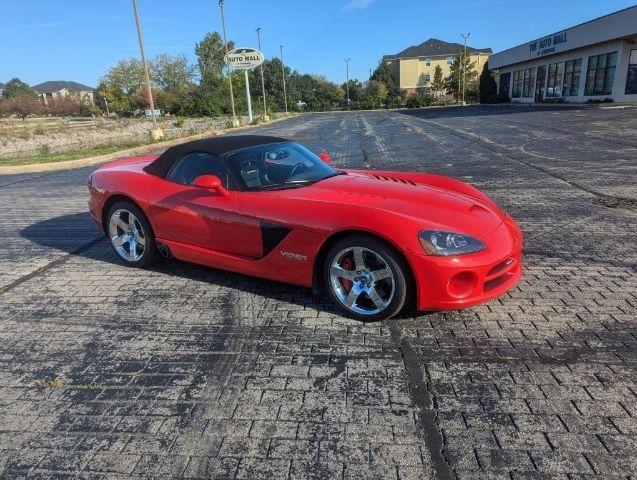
xmin=277 ymin=171 xmax=505 ymax=239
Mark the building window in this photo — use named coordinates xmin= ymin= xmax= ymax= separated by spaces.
xmin=425 ymin=58 xmax=431 ymax=67
xmin=512 ymin=70 xmax=523 ymax=98
xmin=424 ymin=73 xmax=431 ymax=83
xmin=626 ymin=49 xmax=637 ymax=94
xmin=546 ymin=62 xmax=564 ymax=97
xmin=522 ymin=67 xmax=535 ymax=98
xmin=499 ymin=72 xmax=511 ymax=96
xmin=585 ymin=51 xmax=617 ymax=96
xmin=562 ymin=59 xmax=582 ymax=97
xmin=446 ymin=56 xmax=453 ymax=65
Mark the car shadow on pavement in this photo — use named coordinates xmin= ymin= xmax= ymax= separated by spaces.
xmin=20 ymin=212 xmax=420 ymax=322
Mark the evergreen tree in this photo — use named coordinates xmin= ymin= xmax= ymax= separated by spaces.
xmin=479 ymin=62 xmax=498 ymax=103
xmin=432 ymin=65 xmax=444 ymax=97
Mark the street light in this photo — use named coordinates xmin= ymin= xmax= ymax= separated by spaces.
xmin=280 ymin=45 xmax=288 ymax=114
xmin=256 ymin=27 xmax=268 ymax=121
xmin=461 ymin=33 xmax=471 ymax=105
xmin=219 ymin=0 xmax=238 ymax=126
xmin=131 ymin=0 xmax=162 ymax=139
xmin=345 ymin=58 xmax=351 ymax=110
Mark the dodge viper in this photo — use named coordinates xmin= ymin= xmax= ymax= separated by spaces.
xmin=88 ymin=135 xmax=522 ymax=320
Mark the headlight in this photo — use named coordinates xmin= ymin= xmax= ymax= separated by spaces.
xmin=418 ymin=230 xmax=485 ymax=256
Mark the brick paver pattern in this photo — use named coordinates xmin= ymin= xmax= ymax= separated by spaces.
xmin=0 ymin=105 xmax=635 ymax=479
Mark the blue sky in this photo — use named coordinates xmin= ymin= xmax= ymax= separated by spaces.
xmin=1 ymin=0 xmax=636 ymax=87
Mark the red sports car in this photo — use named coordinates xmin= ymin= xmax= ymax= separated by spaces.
xmin=88 ymin=135 xmax=522 ymax=320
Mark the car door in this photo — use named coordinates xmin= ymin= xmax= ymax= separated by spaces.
xmin=146 ymin=151 xmax=262 ymax=259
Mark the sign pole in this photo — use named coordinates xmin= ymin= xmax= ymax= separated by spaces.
xmin=256 ymin=28 xmax=268 ymax=121
xmin=219 ymin=0 xmax=238 ymax=126
xmin=244 ymin=69 xmax=253 ymax=123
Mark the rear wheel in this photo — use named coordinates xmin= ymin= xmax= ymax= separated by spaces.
xmin=324 ymin=235 xmax=409 ymax=321
xmin=106 ymin=201 xmax=160 ymax=267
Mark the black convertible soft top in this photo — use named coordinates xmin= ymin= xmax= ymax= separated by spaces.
xmin=143 ymin=135 xmax=288 ymax=178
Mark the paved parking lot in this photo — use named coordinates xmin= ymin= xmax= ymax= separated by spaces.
xmin=1 ymin=105 xmax=636 ymax=479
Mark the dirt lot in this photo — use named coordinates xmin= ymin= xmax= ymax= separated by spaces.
xmin=0 ymin=105 xmax=635 ymax=479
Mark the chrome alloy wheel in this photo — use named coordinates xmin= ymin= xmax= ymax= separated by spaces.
xmin=329 ymin=246 xmax=395 ymax=316
xmin=108 ymin=208 xmax=146 ymax=262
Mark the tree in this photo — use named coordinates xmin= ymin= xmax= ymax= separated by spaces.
xmin=432 ymin=65 xmax=444 ymax=97
xmin=371 ymin=60 xmax=395 ymax=89
xmin=100 ymin=59 xmax=145 ymax=96
xmin=340 ymin=79 xmax=362 ymax=105
xmin=479 ymin=62 xmax=497 ymax=103
xmin=151 ymin=53 xmax=195 ymax=95
xmin=444 ymin=52 xmax=478 ymax=99
xmin=45 ymin=96 xmax=81 ymax=116
xmin=371 ymin=59 xmax=405 ymax=108
xmin=195 ymin=32 xmax=234 ymax=84
xmin=2 ymin=78 xmax=35 ymax=98
xmin=0 ymin=92 xmax=42 ymax=120
xmin=359 ymin=80 xmax=387 ymax=109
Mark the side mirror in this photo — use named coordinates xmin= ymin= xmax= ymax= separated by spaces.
xmin=193 ymin=175 xmax=229 ymax=196
xmin=319 ymin=152 xmax=331 ymax=163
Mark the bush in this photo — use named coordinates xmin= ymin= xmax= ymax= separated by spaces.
xmin=585 ymin=98 xmax=614 ymax=104
xmin=485 ymin=94 xmax=511 ymax=104
xmin=405 ymin=93 xmax=434 ymax=108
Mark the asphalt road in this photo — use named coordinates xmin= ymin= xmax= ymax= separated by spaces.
xmin=1 ymin=105 xmax=636 ymax=479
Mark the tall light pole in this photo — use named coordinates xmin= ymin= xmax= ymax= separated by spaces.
xmin=461 ymin=33 xmax=471 ymax=105
xmin=131 ymin=0 xmax=161 ymax=137
xmin=219 ymin=0 xmax=238 ymax=125
xmin=280 ymin=45 xmax=288 ymax=114
xmin=256 ymin=27 xmax=268 ymax=121
xmin=345 ymin=58 xmax=351 ymax=110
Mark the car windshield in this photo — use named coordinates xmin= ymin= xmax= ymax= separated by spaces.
xmin=226 ymin=142 xmax=340 ymax=190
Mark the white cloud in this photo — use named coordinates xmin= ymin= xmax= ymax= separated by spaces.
xmin=342 ymin=0 xmax=375 ymax=11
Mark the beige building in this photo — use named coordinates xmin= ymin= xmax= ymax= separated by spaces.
xmin=33 ymin=81 xmax=95 ymax=105
xmin=383 ymin=38 xmax=491 ymax=95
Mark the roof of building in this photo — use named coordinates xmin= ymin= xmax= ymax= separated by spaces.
xmin=32 ymin=81 xmax=95 ymax=94
xmin=383 ymin=38 xmax=492 ymax=60
xmin=144 ymin=135 xmax=289 ymax=178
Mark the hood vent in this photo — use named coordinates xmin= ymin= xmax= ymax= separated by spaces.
xmin=368 ymin=174 xmax=418 ymax=186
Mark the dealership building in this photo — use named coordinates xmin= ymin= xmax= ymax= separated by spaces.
xmin=490 ymin=6 xmax=637 ymax=103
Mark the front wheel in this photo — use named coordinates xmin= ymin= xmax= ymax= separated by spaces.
xmin=106 ymin=201 xmax=160 ymax=267
xmin=324 ymin=235 xmax=410 ymax=321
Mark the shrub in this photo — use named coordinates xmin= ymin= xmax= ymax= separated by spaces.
xmin=405 ymin=93 xmax=434 ymax=108
xmin=38 ymin=144 xmax=51 ymax=156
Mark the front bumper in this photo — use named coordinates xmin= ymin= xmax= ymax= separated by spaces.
xmin=409 ymin=216 xmax=522 ymax=311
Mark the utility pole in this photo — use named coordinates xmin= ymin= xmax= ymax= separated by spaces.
xmin=461 ymin=33 xmax=471 ymax=105
xmin=256 ymin=27 xmax=268 ymax=121
xmin=131 ymin=0 xmax=162 ymax=138
xmin=345 ymin=58 xmax=351 ymax=110
xmin=219 ymin=0 xmax=238 ymax=126
xmin=280 ymin=45 xmax=288 ymax=114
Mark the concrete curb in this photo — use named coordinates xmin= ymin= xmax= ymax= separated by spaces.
xmin=0 ymin=114 xmax=298 ymax=176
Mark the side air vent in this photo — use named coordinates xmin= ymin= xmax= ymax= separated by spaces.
xmin=368 ymin=174 xmax=418 ymax=186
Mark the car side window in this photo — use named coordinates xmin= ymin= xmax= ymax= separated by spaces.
xmin=167 ymin=152 xmax=231 ymax=188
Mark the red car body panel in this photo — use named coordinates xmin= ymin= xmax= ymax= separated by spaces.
xmin=89 ymin=154 xmax=522 ymax=311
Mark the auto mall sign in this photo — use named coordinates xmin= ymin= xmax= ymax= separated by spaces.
xmin=224 ymin=47 xmax=264 ymax=70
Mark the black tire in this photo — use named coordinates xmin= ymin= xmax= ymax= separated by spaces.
xmin=106 ymin=200 xmax=161 ymax=267
xmin=323 ymin=234 xmax=410 ymax=321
